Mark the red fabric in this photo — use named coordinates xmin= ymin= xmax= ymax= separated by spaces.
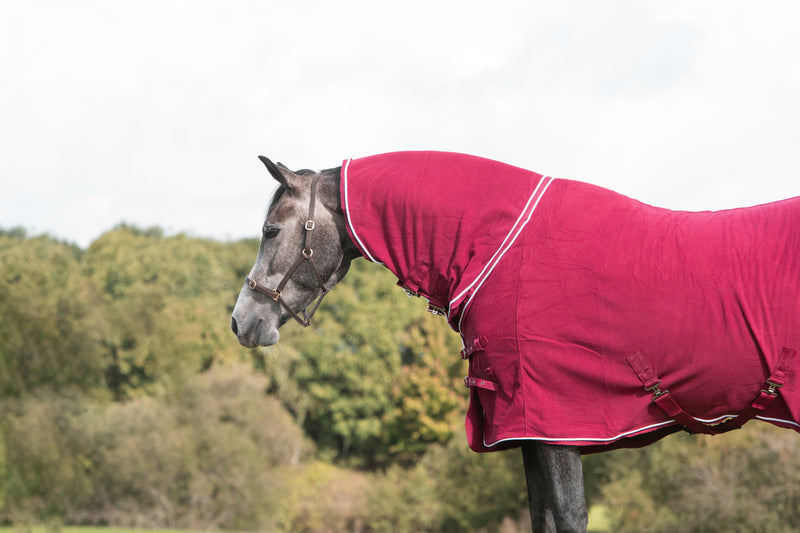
xmin=342 ymin=151 xmax=800 ymax=453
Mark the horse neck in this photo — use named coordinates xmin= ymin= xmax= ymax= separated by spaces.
xmin=323 ymin=167 xmax=362 ymax=263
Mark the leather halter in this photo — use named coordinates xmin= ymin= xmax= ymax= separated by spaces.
xmin=245 ymin=174 xmax=330 ymax=327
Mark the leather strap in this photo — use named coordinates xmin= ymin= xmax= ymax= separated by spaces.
xmin=711 ymin=345 xmax=796 ymax=432
xmin=244 ymin=174 xmax=330 ymax=327
xmin=465 ymin=376 xmax=499 ymax=391
xmin=461 ymin=335 xmax=488 ymax=359
xmin=627 ymin=347 xmax=796 ymax=435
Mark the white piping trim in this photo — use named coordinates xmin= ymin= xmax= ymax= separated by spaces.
xmin=483 ymin=420 xmax=677 ymax=448
xmin=755 ymin=416 xmax=800 ymax=429
xmin=481 ymin=416 xmax=800 ymax=448
xmin=449 ymin=175 xmax=552 ymax=309
xmin=693 ymin=414 xmax=742 ymax=424
xmin=457 ymin=176 xmax=555 ymax=335
xmin=341 ymin=158 xmax=383 ymax=265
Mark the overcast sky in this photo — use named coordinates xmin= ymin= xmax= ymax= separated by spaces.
xmin=2 ymin=1 xmax=799 ymax=248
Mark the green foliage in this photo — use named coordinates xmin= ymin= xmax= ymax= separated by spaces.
xmin=364 ymin=460 xmax=443 ymax=532
xmin=0 ymin=364 xmax=310 ymax=529
xmin=0 ymin=225 xmax=257 ymax=400
xmin=0 ymin=390 xmax=96 ymax=521
xmin=91 ymin=363 xmax=310 ymax=530
xmin=0 ymin=529 xmax=218 ymax=533
xmin=0 ymin=427 xmax=6 ymax=513
xmin=82 ymin=224 xmax=256 ymax=398
xmin=0 ymin=227 xmax=27 ymax=239
xmin=266 ymin=259 xmax=467 ymax=468
xmin=276 ymin=461 xmax=370 ymax=532
xmin=9 ymin=224 xmax=800 ymax=533
xmin=275 ymin=438 xmax=529 ymax=533
xmin=600 ymin=424 xmax=800 ymax=533
xmin=0 ymin=224 xmax=511 ymax=529
xmin=0 ymin=234 xmax=103 ymax=396
xmin=428 ymin=439 xmax=529 ymax=532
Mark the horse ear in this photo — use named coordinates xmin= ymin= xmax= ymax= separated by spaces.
xmin=258 ymin=155 xmax=298 ymax=189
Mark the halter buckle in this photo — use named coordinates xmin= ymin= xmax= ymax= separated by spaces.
xmin=305 ymin=220 xmax=315 ymax=231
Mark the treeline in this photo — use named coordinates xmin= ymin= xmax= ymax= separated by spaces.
xmin=2 ymin=225 xmax=800 ymax=532
xmin=0 ymin=225 xmax=527 ymax=531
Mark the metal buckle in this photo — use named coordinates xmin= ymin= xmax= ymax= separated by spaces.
xmin=427 ymin=304 xmax=446 ymax=316
xmin=248 ymin=279 xmax=257 ymax=290
xmin=646 ymin=380 xmax=666 ymax=400
xmin=305 ymin=220 xmax=315 ymax=231
xmin=766 ymin=379 xmax=784 ymax=396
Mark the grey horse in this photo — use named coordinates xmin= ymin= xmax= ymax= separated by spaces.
xmin=231 ymin=156 xmax=588 ymax=532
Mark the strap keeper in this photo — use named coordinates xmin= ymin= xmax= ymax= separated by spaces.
xmin=626 ymin=350 xmax=661 ymax=390
xmin=461 ymin=335 xmax=488 ymax=359
xmin=464 ymin=376 xmax=498 ymax=391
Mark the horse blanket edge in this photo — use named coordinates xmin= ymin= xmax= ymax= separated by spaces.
xmin=340 ymin=151 xmax=800 ymax=453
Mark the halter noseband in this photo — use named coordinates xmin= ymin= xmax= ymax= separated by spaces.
xmin=245 ymin=174 xmax=330 ymax=327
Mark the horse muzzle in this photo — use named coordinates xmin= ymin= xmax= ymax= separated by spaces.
xmin=230 ymin=288 xmax=282 ymax=347
xmin=230 ymin=314 xmax=280 ymax=347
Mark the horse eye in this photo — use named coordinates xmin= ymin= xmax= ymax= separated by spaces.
xmin=262 ymin=226 xmax=280 ymax=239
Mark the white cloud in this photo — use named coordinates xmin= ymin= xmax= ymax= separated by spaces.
xmin=1 ymin=0 xmax=799 ymax=247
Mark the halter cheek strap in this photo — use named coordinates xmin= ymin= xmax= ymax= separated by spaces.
xmin=245 ymin=174 xmax=330 ymax=327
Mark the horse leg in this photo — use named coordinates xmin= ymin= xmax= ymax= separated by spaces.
xmin=521 ymin=441 xmax=588 ymax=533
xmin=523 ymin=445 xmax=557 ymax=533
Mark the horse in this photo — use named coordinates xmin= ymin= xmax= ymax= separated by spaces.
xmin=231 ymin=151 xmax=800 ymax=533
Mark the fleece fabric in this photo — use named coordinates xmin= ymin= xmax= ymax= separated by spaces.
xmin=341 ymin=151 xmax=800 ymax=453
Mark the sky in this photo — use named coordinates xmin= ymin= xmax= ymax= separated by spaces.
xmin=2 ymin=0 xmax=799 ymax=248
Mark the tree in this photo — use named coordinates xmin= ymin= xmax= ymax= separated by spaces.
xmin=264 ymin=259 xmax=467 ymax=468
xmin=0 ymin=390 xmax=97 ymax=522
xmin=0 ymin=233 xmax=104 ymax=396
xmin=82 ymin=225 xmax=255 ymax=398
xmin=0 ymin=364 xmax=312 ymax=529
xmin=600 ymin=424 xmax=800 ymax=533
xmin=424 ymin=438 xmax=528 ymax=532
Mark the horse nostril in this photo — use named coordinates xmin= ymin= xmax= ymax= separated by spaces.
xmin=230 ymin=317 xmax=239 ymax=336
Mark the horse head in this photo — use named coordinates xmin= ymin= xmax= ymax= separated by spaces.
xmin=231 ymin=157 xmax=359 ymax=347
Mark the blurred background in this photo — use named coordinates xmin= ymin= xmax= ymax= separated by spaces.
xmin=2 ymin=1 xmax=800 ymax=531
